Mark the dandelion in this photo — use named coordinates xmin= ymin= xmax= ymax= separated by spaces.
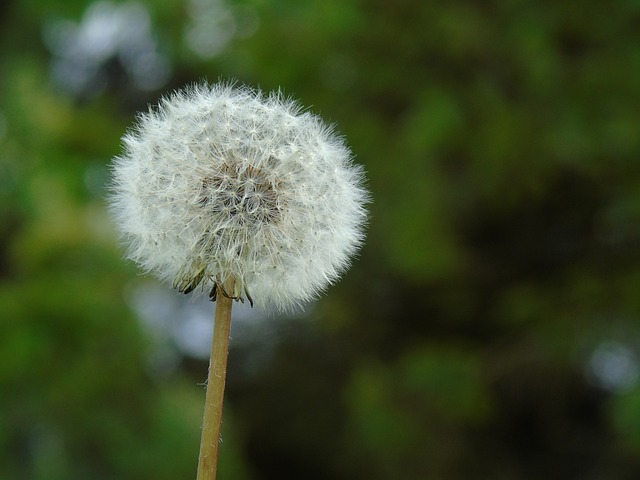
xmin=108 ymin=81 xmax=368 ymax=479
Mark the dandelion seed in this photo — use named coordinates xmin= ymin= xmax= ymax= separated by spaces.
xmin=109 ymin=81 xmax=368 ymax=310
xmin=108 ymin=81 xmax=368 ymax=480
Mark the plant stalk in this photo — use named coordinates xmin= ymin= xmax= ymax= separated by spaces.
xmin=196 ymin=278 xmax=234 ymax=480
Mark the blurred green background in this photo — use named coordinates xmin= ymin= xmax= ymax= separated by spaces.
xmin=2 ymin=0 xmax=640 ymax=478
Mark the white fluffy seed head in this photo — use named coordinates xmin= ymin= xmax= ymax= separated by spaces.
xmin=109 ymin=82 xmax=369 ymax=310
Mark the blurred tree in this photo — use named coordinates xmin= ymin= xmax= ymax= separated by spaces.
xmin=2 ymin=0 xmax=640 ymax=479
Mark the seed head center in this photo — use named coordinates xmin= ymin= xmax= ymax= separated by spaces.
xmin=202 ymin=161 xmax=281 ymax=225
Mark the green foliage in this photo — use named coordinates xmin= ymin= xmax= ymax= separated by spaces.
xmin=2 ymin=0 xmax=640 ymax=478
xmin=345 ymin=347 xmax=491 ymax=479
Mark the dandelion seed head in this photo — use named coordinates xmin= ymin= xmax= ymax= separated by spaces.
xmin=109 ymin=82 xmax=368 ymax=310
